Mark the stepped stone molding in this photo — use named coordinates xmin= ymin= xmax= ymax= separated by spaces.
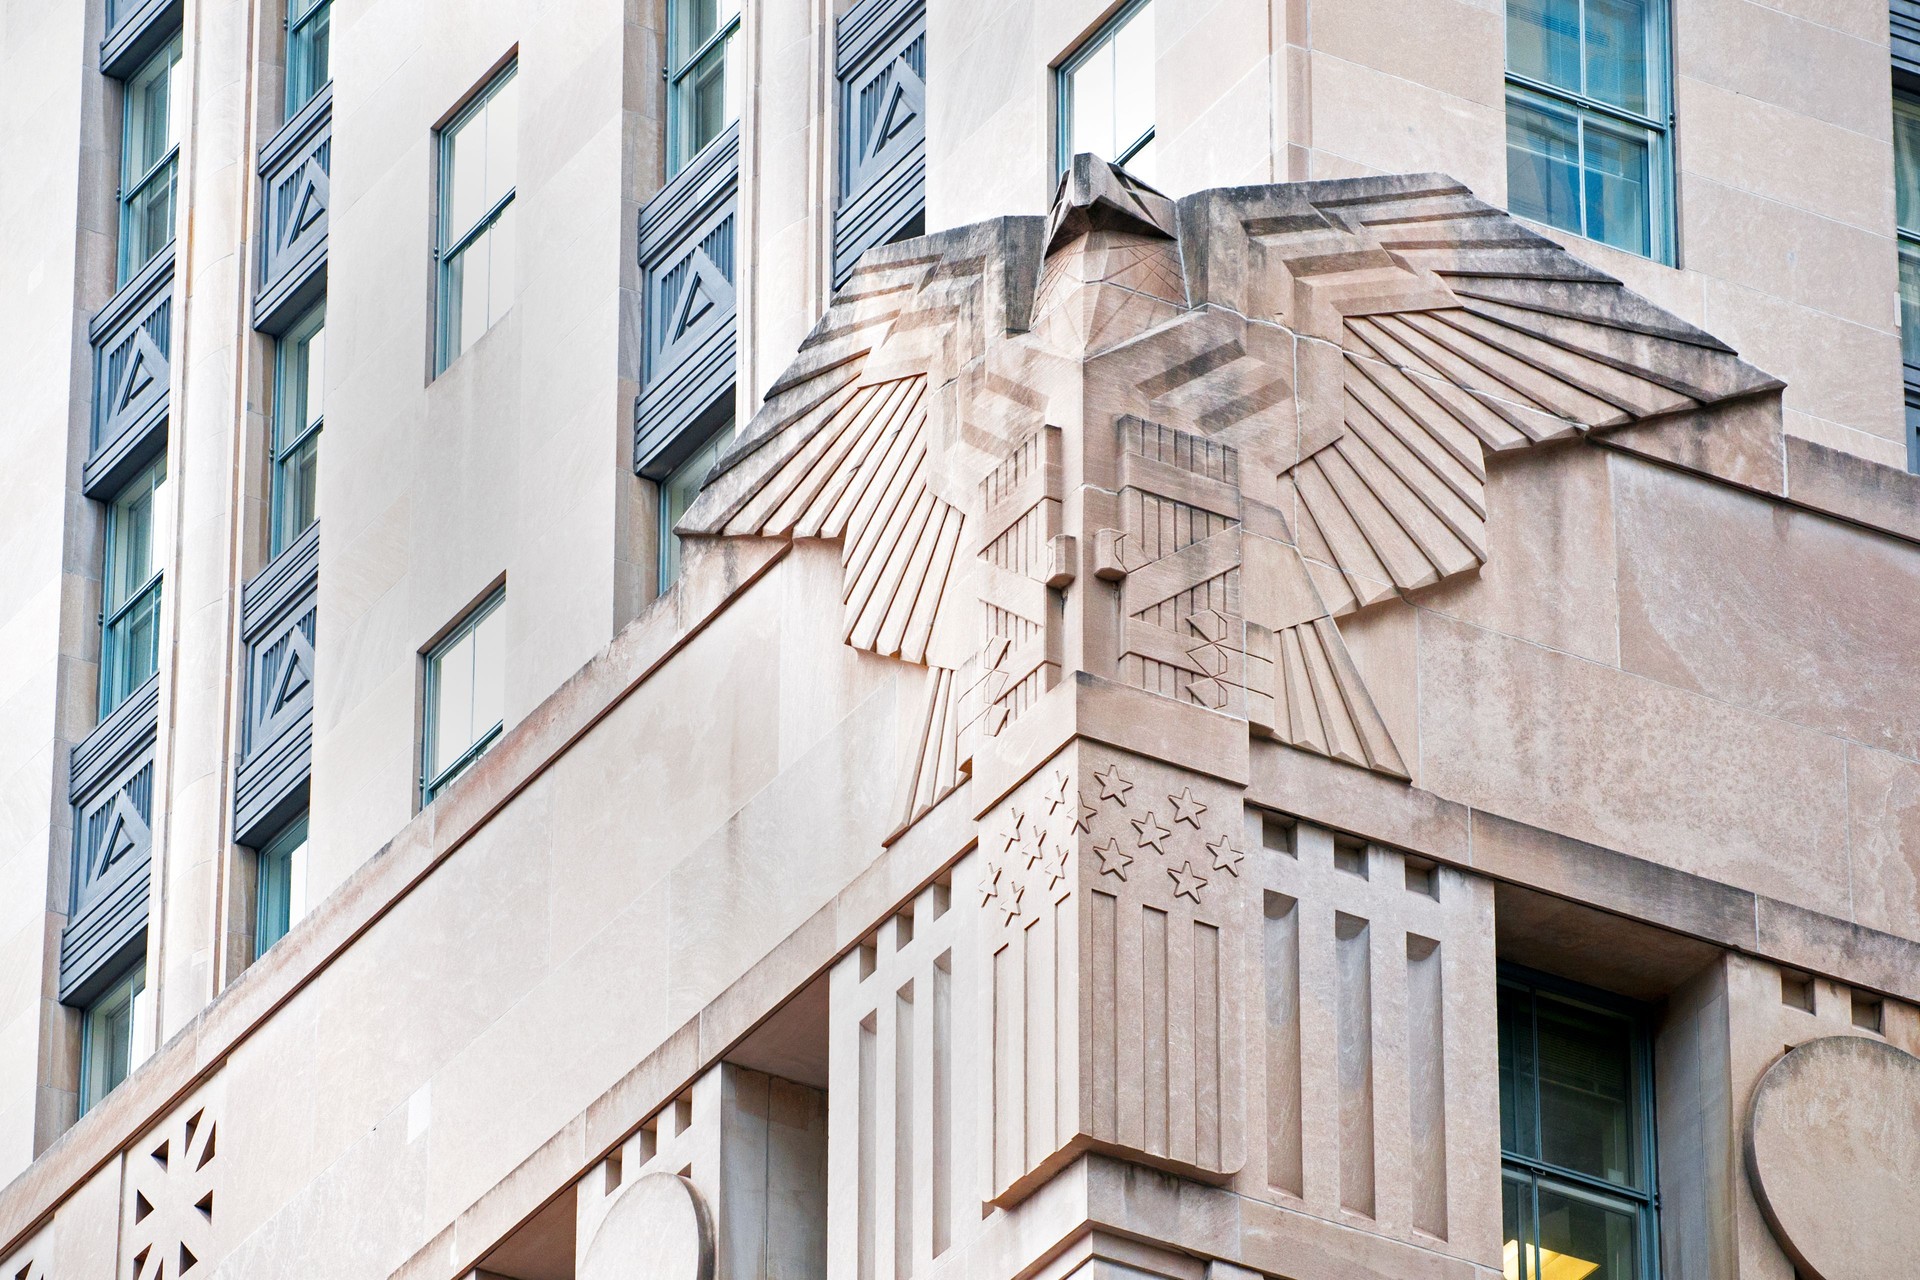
xmin=233 ymin=522 xmax=318 ymax=848
xmin=85 ymin=246 xmax=174 ymax=499
xmin=685 ymin=153 xmax=1779 ymax=816
xmin=61 ymin=674 xmax=161 ymax=1004
xmin=635 ymin=125 xmax=741 ymax=477
xmin=253 ymin=84 xmax=331 ymax=334
xmin=834 ymin=0 xmax=926 ymax=288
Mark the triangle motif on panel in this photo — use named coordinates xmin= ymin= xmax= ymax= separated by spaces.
xmin=93 ymin=792 xmax=151 ymax=883
xmin=853 ymin=55 xmax=926 ymax=186
xmin=285 ymin=163 xmax=330 ymax=248
xmin=256 ymin=625 xmax=316 ymax=746
xmin=114 ymin=327 xmax=168 ymax=415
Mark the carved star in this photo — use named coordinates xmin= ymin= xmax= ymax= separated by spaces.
xmin=1167 ymin=860 xmax=1209 ymax=903
xmin=1042 ymin=843 xmax=1069 ymax=889
xmin=1206 ymin=834 xmax=1245 ymax=877
xmin=978 ymin=860 xmax=1004 ymax=907
xmin=1094 ymin=764 xmax=1133 ymax=806
xmin=1045 ymin=770 xmax=1073 ymax=814
xmin=1132 ymin=811 xmax=1172 ymax=855
xmin=1092 ymin=837 xmax=1132 ymax=879
xmin=1072 ymin=793 xmax=1098 ymax=835
xmin=1022 ymin=826 xmax=1048 ymax=869
xmin=999 ymin=880 xmax=1026 ymax=925
xmin=1000 ymin=809 xmax=1025 ymax=854
xmin=1168 ymin=786 xmax=1208 ymax=827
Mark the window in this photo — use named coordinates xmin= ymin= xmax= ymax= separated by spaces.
xmin=668 ymin=0 xmax=742 ymax=174
xmin=1058 ymin=0 xmax=1156 ymax=182
xmin=1505 ymin=0 xmax=1672 ymax=262
xmin=659 ymin=419 xmax=731 ymax=588
xmin=120 ymin=36 xmax=185 ymax=283
xmin=101 ymin=457 xmax=168 ymax=717
xmin=80 ymin=960 xmax=149 ymax=1115
xmin=272 ymin=305 xmax=325 ymax=555
xmin=422 ymin=591 xmax=505 ymax=802
xmin=255 ymin=811 xmax=308 ymax=954
xmin=1895 ymin=93 xmax=1920 ymax=471
xmin=287 ymin=0 xmax=332 ymax=112
xmin=1499 ymin=970 xmax=1658 ymax=1280
xmin=436 ymin=65 xmax=518 ymax=371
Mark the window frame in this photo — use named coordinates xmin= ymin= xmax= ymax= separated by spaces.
xmin=1893 ymin=89 xmax=1920 ymax=472
xmin=118 ymin=35 xmax=184 ymax=285
xmin=666 ymin=0 xmax=743 ymax=176
xmin=1503 ymin=0 xmax=1675 ymax=264
xmin=1055 ymin=0 xmax=1156 ymax=178
xmin=420 ymin=588 xmax=507 ymax=805
xmin=286 ymin=0 xmax=332 ymax=113
xmin=433 ymin=62 xmax=519 ymax=374
xmin=100 ymin=457 xmax=168 ymax=719
xmin=271 ymin=304 xmax=326 ymax=556
xmin=1498 ymin=964 xmax=1662 ymax=1280
xmin=254 ymin=810 xmax=309 ymax=956
xmin=79 ymin=959 xmax=147 ymax=1116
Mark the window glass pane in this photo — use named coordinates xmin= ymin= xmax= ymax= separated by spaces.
xmin=660 ymin=423 xmax=731 ymax=586
xmin=257 ymin=813 xmax=309 ymax=953
xmin=1498 ymin=984 xmax=1538 ymax=1158
xmin=288 ymin=0 xmax=332 ymax=109
xmin=81 ymin=963 xmax=145 ymax=1114
xmin=1507 ymin=0 xmax=1579 ymax=91
xmin=1583 ymin=0 xmax=1649 ymax=115
xmin=276 ymin=435 xmax=320 ymax=553
xmin=108 ymin=471 xmax=158 ymax=610
xmin=1536 ymin=1182 xmax=1641 ymax=1280
xmin=431 ymin=628 xmax=475 ymax=779
xmin=123 ymin=161 xmax=178 ymax=280
xmin=1119 ymin=134 xmax=1156 ymax=184
xmin=1535 ymin=996 xmax=1638 ymax=1187
xmin=1900 ymin=240 xmax=1920 ymax=369
xmin=687 ymin=39 xmax=732 ymax=159
xmin=1506 ymin=96 xmax=1580 ymax=235
xmin=1896 ymin=97 xmax=1920 ymax=235
xmin=487 ymin=203 xmax=516 ymax=331
xmin=447 ymin=103 xmax=490 ymax=241
xmin=124 ymin=42 xmax=181 ymax=184
xmin=484 ymin=74 xmax=518 ymax=210
xmin=471 ymin=604 xmax=504 ymax=740
xmin=1583 ymin=120 xmax=1650 ymax=257
xmin=1069 ymin=39 xmax=1116 ymax=160
xmin=304 ymin=319 xmax=326 ymax=433
xmin=1112 ymin=3 xmax=1155 ymax=157
xmin=448 ymin=227 xmax=492 ymax=359
xmin=1502 ymin=1173 xmax=1534 ymax=1280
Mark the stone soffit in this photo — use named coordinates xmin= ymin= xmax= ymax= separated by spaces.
xmin=684 ymin=153 xmax=1782 ymax=825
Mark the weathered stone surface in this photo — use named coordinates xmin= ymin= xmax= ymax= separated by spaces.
xmin=579 ymin=1173 xmax=713 ymax=1280
xmin=1745 ymin=1036 xmax=1920 ymax=1279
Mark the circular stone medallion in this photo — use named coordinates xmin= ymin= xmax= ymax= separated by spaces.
xmin=1746 ymin=1034 xmax=1920 ymax=1278
xmin=578 ymin=1172 xmax=714 ymax=1280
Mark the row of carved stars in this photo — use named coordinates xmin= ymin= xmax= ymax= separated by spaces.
xmin=978 ymin=765 xmax=1247 ymax=923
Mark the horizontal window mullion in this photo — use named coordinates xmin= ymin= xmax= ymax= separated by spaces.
xmin=1500 ymin=1154 xmax=1652 ymax=1206
xmin=669 ymin=17 xmax=740 ymax=81
xmin=123 ymin=147 xmax=180 ymax=202
xmin=1117 ymin=127 xmax=1154 ymax=164
xmin=441 ymin=190 xmax=514 ymax=261
xmin=275 ymin=416 xmax=322 ymax=464
xmin=1505 ymin=74 xmax=1666 ymax=133
xmin=425 ymin=719 xmax=502 ymax=793
xmin=105 ymin=573 xmax=163 ymax=629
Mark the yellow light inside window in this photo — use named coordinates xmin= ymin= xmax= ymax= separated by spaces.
xmin=1503 ymin=1239 xmax=1600 ymax=1280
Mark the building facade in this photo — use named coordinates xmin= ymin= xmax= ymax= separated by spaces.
xmin=2 ymin=0 xmax=1919 ymax=1277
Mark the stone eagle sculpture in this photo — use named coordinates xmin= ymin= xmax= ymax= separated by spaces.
xmin=683 ymin=155 xmax=1778 ymax=826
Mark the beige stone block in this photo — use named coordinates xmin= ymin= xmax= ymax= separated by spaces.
xmin=1783 ymin=409 xmax=1910 ymax=471
xmin=1612 ymin=453 xmax=1920 ymax=759
xmin=1310 ymin=0 xmax=1503 ymax=109
xmin=1677 ymin=78 xmax=1890 ymax=232
xmin=1680 ymin=175 xmax=1897 ymax=332
xmin=1418 ymin=442 xmax=1620 ymax=667
xmin=1307 ymin=55 xmax=1505 ymax=201
xmin=1418 ymin=611 xmax=1852 ymax=915
xmin=1677 ymin=0 xmax=1890 ymax=139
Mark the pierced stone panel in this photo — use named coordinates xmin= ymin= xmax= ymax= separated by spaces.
xmin=233 ymin=523 xmax=318 ymax=848
xmin=834 ymin=0 xmax=926 ymax=288
xmin=254 ymin=86 xmax=330 ymax=333
xmin=84 ymin=250 xmax=173 ymax=499
xmin=0 ymin=1225 xmax=49 ymax=1280
xmin=636 ymin=126 xmax=740 ymax=477
xmin=121 ymin=1080 xmax=224 ymax=1280
xmin=828 ymin=879 xmax=975 ymax=1280
xmin=61 ymin=676 xmax=160 ymax=1003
